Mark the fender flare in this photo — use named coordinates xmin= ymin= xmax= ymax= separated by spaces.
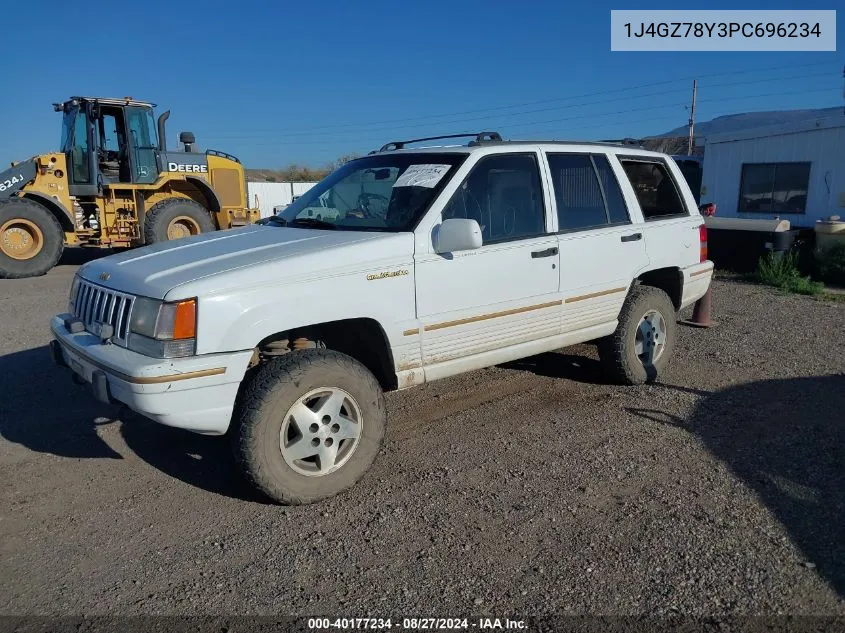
xmin=20 ymin=191 xmax=75 ymax=232
xmin=185 ymin=176 xmax=222 ymax=214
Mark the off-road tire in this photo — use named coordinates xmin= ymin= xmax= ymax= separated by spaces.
xmin=0 ymin=198 xmax=64 ymax=279
xmin=231 ymin=349 xmax=387 ymax=505
xmin=598 ymin=285 xmax=677 ymax=385
xmin=143 ymin=198 xmax=215 ymax=244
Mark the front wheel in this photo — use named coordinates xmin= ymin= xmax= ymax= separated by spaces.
xmin=231 ymin=349 xmax=386 ymax=505
xmin=0 ymin=198 xmax=64 ymax=279
xmin=598 ymin=285 xmax=677 ymax=385
xmin=144 ymin=198 xmax=215 ymax=244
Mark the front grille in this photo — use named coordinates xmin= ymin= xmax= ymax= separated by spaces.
xmin=73 ymin=280 xmax=135 ymax=343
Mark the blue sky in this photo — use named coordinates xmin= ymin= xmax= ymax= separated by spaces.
xmin=1 ymin=0 xmax=841 ymax=168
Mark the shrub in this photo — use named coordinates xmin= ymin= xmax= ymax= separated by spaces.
xmin=757 ymin=251 xmax=824 ymax=296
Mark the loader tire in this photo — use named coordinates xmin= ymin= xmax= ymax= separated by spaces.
xmin=0 ymin=198 xmax=64 ymax=279
xmin=144 ymin=198 xmax=215 ymax=244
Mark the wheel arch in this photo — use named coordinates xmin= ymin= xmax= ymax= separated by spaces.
xmin=635 ymin=266 xmax=683 ymax=310
xmin=143 ymin=177 xmax=222 ymax=224
xmin=19 ymin=191 xmax=74 ymax=233
xmin=255 ymin=317 xmax=398 ymax=391
xmin=184 ymin=176 xmax=222 ymax=214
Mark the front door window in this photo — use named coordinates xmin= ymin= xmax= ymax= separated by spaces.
xmin=441 ymin=153 xmax=546 ymax=243
xmin=62 ymin=106 xmax=90 ymax=184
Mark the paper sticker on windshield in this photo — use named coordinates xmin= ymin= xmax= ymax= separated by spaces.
xmin=393 ymin=164 xmax=451 ymax=188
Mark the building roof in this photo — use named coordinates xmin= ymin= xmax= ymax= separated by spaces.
xmin=706 ymin=113 xmax=845 ymax=145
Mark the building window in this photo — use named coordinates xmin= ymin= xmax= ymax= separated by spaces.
xmin=738 ymin=162 xmax=810 ymax=214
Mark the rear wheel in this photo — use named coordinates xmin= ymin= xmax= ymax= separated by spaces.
xmin=0 ymin=198 xmax=64 ymax=279
xmin=144 ymin=198 xmax=215 ymax=244
xmin=598 ymin=285 xmax=677 ymax=385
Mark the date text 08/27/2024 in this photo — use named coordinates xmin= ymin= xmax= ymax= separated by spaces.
xmin=306 ymin=618 xmax=527 ymax=630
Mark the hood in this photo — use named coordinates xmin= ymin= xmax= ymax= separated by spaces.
xmin=78 ymin=224 xmax=396 ymax=299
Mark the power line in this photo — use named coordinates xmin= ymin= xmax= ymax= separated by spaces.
xmin=227 ymin=85 xmax=841 ymax=149
xmin=214 ymin=60 xmax=835 ymax=138
xmin=245 ymin=114 xmax=692 ymax=159
xmin=205 ymin=67 xmax=837 ymax=141
xmin=233 ymin=103 xmax=688 ymax=147
xmin=508 ymin=86 xmax=839 ymax=132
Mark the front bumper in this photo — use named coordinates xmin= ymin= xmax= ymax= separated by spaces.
xmin=50 ymin=314 xmax=253 ymax=435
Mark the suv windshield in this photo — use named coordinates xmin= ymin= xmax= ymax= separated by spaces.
xmin=269 ymin=153 xmax=466 ymax=231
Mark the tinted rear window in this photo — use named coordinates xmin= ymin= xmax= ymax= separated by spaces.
xmin=620 ymin=159 xmax=688 ymax=220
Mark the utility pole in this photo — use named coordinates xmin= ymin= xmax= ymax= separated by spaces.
xmin=688 ymin=79 xmax=697 ymax=155
xmin=842 ymin=65 xmax=844 ymax=114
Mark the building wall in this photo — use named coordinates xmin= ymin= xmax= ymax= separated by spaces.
xmin=247 ymin=182 xmax=318 ymax=217
xmin=701 ymin=122 xmax=845 ymax=227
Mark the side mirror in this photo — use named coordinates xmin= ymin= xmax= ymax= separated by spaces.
xmin=434 ymin=218 xmax=483 ymax=254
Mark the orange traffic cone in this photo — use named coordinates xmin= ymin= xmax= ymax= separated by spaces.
xmin=680 ymin=286 xmax=714 ymax=328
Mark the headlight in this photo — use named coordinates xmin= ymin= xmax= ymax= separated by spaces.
xmin=129 ymin=297 xmax=162 ymax=338
xmin=127 ymin=297 xmax=197 ymax=358
xmin=68 ymin=275 xmax=81 ymax=313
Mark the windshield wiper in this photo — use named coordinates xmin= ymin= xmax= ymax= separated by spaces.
xmin=260 ymin=215 xmax=288 ymax=226
xmin=289 ymin=218 xmax=338 ymax=230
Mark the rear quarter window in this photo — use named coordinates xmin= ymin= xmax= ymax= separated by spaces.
xmin=619 ymin=158 xmax=689 ymax=220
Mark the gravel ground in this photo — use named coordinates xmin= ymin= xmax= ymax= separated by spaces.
xmin=1 ymin=253 xmax=844 ymax=617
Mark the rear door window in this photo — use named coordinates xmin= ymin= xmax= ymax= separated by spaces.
xmin=619 ymin=159 xmax=689 ymax=220
xmin=547 ymin=153 xmax=630 ymax=231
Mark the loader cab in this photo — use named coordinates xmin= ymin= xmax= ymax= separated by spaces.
xmin=58 ymin=97 xmax=160 ymax=195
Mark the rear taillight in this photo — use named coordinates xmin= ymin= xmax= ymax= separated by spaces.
xmin=699 ymin=224 xmax=708 ymax=262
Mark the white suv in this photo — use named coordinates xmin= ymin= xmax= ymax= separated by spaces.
xmin=50 ymin=132 xmax=713 ymax=504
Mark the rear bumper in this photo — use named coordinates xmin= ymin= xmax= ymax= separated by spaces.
xmin=50 ymin=314 xmax=253 ymax=435
xmin=680 ymin=260 xmax=714 ymax=309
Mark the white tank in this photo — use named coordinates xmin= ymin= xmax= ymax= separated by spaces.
xmin=815 ymin=216 xmax=845 ymax=254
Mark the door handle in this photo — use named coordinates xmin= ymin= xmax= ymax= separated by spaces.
xmin=620 ymin=233 xmax=642 ymax=242
xmin=531 ymin=247 xmax=559 ymax=258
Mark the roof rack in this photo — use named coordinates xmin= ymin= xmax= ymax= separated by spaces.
xmin=376 ymin=131 xmax=502 ymax=153
xmin=600 ymin=137 xmax=646 ymax=147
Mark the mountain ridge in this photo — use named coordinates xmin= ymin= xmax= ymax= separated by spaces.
xmin=651 ymin=106 xmax=843 ymax=141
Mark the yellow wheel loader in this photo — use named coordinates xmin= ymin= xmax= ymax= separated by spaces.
xmin=0 ymin=96 xmax=260 ymax=278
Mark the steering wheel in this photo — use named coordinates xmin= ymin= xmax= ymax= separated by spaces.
xmin=355 ymin=192 xmax=389 ymax=219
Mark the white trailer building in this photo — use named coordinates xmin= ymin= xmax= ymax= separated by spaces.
xmin=701 ymin=113 xmax=845 ymax=228
xmin=247 ymin=181 xmax=319 ymax=218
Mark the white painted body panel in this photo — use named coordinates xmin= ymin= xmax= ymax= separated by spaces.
xmin=414 ymin=236 xmax=562 ymax=366
xmin=640 ymin=157 xmax=707 ymax=273
xmin=77 ymin=227 xmax=418 ymax=357
xmin=680 ymin=262 xmax=715 ymax=309
xmin=50 ymin=315 xmax=252 ymax=434
xmin=54 ymin=141 xmax=712 ymax=434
